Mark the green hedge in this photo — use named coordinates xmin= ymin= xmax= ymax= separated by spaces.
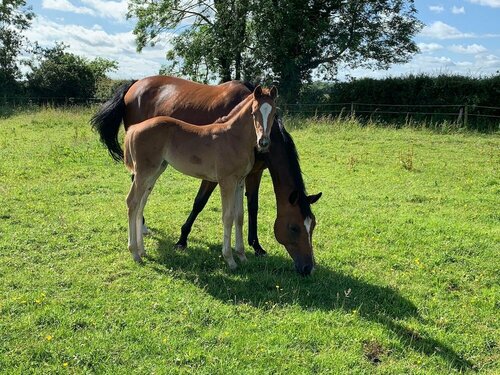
xmin=292 ymin=74 xmax=500 ymax=130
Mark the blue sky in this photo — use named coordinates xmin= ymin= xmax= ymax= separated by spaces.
xmin=25 ymin=0 xmax=500 ymax=80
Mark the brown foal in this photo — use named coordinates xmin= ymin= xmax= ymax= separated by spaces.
xmin=124 ymin=86 xmax=277 ymax=269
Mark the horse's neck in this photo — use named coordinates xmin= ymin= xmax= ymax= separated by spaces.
xmin=266 ymin=130 xmax=303 ymax=203
xmin=224 ymin=100 xmax=255 ymax=141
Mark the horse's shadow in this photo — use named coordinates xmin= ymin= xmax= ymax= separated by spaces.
xmin=147 ymin=229 xmax=472 ymax=371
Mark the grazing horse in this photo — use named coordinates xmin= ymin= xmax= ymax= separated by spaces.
xmin=124 ymin=87 xmax=277 ymax=269
xmin=91 ymin=75 xmax=321 ymax=275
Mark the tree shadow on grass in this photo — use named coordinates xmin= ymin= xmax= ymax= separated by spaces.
xmin=146 ymin=228 xmax=473 ymax=371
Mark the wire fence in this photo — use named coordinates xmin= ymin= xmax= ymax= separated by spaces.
xmin=2 ymin=95 xmax=499 ymax=129
xmin=282 ymin=102 xmax=500 ymax=127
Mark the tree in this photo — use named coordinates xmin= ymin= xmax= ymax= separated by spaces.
xmin=128 ymin=0 xmax=422 ymax=102
xmin=0 ymin=0 xmax=34 ymax=94
xmin=252 ymin=0 xmax=423 ymax=102
xmin=26 ymin=44 xmax=117 ymax=101
xmin=128 ymin=0 xmax=251 ymax=83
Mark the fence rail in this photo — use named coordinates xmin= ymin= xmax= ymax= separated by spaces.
xmin=2 ymin=96 xmax=499 ymax=127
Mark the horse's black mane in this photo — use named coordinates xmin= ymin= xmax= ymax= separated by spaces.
xmin=275 ymin=117 xmax=313 ymax=218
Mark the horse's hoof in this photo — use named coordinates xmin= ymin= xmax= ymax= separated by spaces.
xmin=254 ymin=247 xmax=267 ymax=257
xmin=132 ymin=253 xmax=143 ymax=263
xmin=227 ymin=259 xmax=238 ymax=270
xmin=236 ymin=251 xmax=248 ymax=263
xmin=174 ymin=241 xmax=187 ymax=250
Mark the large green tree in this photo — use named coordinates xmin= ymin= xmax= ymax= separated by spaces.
xmin=129 ymin=0 xmax=250 ymax=83
xmin=128 ymin=0 xmax=422 ymax=102
xmin=26 ymin=44 xmax=117 ymax=101
xmin=0 ymin=0 xmax=34 ymax=94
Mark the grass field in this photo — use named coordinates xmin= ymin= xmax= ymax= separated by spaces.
xmin=0 ymin=108 xmax=498 ymax=374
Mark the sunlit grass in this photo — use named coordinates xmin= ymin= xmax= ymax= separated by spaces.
xmin=0 ymin=108 xmax=498 ymax=373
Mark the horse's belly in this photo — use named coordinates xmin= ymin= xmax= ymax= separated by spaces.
xmin=166 ymin=156 xmax=218 ymax=181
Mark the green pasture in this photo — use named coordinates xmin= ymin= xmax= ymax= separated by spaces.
xmin=0 ymin=108 xmax=498 ymax=373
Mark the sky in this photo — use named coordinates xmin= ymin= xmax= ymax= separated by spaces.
xmin=24 ymin=0 xmax=500 ymax=80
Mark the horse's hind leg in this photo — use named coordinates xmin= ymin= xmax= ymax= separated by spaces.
xmin=135 ymin=162 xmax=168 ymax=257
xmin=131 ymin=173 xmax=149 ymax=235
xmin=127 ymin=162 xmax=167 ymax=262
xmin=127 ymin=178 xmax=144 ymax=262
xmin=234 ymin=181 xmax=247 ymax=263
xmin=219 ymin=181 xmax=238 ymax=270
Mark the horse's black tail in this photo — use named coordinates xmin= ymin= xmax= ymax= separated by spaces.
xmin=90 ymin=80 xmax=137 ymax=162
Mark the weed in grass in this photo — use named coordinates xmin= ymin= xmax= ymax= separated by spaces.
xmin=399 ymin=147 xmax=415 ymax=171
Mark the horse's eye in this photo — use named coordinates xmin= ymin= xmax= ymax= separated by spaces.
xmin=289 ymin=225 xmax=300 ymax=234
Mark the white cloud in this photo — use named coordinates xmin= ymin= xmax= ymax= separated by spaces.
xmin=42 ymin=0 xmax=95 ymax=16
xmin=429 ymin=5 xmax=445 ymax=13
xmin=24 ymin=16 xmax=172 ymax=79
xmin=421 ymin=21 xmax=474 ymax=39
xmin=451 ymin=6 xmax=466 ymax=14
xmin=468 ymin=0 xmax=500 ymax=8
xmin=449 ymin=44 xmax=487 ymax=54
xmin=42 ymin=0 xmax=128 ymax=22
xmin=81 ymin=0 xmax=128 ymax=22
xmin=418 ymin=42 xmax=443 ymax=53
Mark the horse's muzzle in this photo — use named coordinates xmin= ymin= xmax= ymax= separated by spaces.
xmin=295 ymin=261 xmax=314 ymax=276
xmin=257 ymin=137 xmax=270 ymax=152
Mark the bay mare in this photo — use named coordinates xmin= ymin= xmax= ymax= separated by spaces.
xmin=91 ymin=75 xmax=321 ymax=275
xmin=125 ymin=87 xmax=276 ymax=269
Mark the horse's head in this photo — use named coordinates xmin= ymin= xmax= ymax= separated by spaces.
xmin=251 ymin=85 xmax=278 ymax=152
xmin=274 ymin=191 xmax=322 ymax=276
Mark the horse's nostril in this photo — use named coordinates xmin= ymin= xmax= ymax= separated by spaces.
xmin=259 ymin=137 xmax=269 ymax=148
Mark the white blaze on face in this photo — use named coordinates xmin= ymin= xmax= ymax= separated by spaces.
xmin=259 ymin=103 xmax=272 ymax=133
xmin=304 ymin=216 xmax=312 ymax=246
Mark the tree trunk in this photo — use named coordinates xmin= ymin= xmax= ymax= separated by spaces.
xmin=279 ymin=66 xmax=302 ymax=104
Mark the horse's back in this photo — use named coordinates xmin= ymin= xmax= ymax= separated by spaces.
xmin=123 ymin=76 xmax=251 ymax=127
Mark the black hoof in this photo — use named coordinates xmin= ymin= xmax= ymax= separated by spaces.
xmin=174 ymin=241 xmax=187 ymax=250
xmin=254 ymin=246 xmax=267 ymax=257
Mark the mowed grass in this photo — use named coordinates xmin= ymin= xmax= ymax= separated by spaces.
xmin=0 ymin=107 xmax=498 ymax=374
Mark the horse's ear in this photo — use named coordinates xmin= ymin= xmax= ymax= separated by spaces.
xmin=307 ymin=192 xmax=322 ymax=204
xmin=270 ymin=86 xmax=278 ymax=99
xmin=253 ymin=85 xmax=263 ymax=98
xmin=288 ymin=190 xmax=300 ymax=205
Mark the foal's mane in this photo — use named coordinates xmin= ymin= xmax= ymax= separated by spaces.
xmin=276 ymin=118 xmax=313 ymax=218
xmin=214 ymin=93 xmax=253 ymax=124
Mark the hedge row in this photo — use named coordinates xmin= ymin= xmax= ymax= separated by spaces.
xmin=292 ymin=74 xmax=500 ymax=130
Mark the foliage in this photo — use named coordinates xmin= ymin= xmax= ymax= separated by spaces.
xmin=1 ymin=109 xmax=499 ymax=373
xmin=0 ymin=0 xmax=34 ymax=95
xmin=294 ymin=73 xmax=500 ymax=130
xmin=25 ymin=44 xmax=117 ymax=102
xmin=128 ymin=0 xmax=422 ymax=101
xmin=129 ymin=0 xmax=250 ymax=83
xmin=94 ymin=78 xmax=133 ymax=100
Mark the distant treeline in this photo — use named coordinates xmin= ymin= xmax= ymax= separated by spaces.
xmin=292 ymin=74 xmax=500 ymax=130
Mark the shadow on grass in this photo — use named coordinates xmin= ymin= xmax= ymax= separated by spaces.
xmin=147 ymin=228 xmax=472 ymax=371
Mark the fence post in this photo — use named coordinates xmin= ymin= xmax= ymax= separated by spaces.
xmin=350 ymin=102 xmax=355 ymax=117
xmin=464 ymin=105 xmax=468 ymax=128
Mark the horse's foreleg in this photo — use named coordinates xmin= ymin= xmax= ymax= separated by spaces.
xmin=245 ymin=169 xmax=267 ymax=256
xmin=234 ymin=180 xmax=247 ymax=263
xmin=175 ymin=180 xmax=218 ymax=249
xmin=220 ymin=181 xmax=238 ymax=270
